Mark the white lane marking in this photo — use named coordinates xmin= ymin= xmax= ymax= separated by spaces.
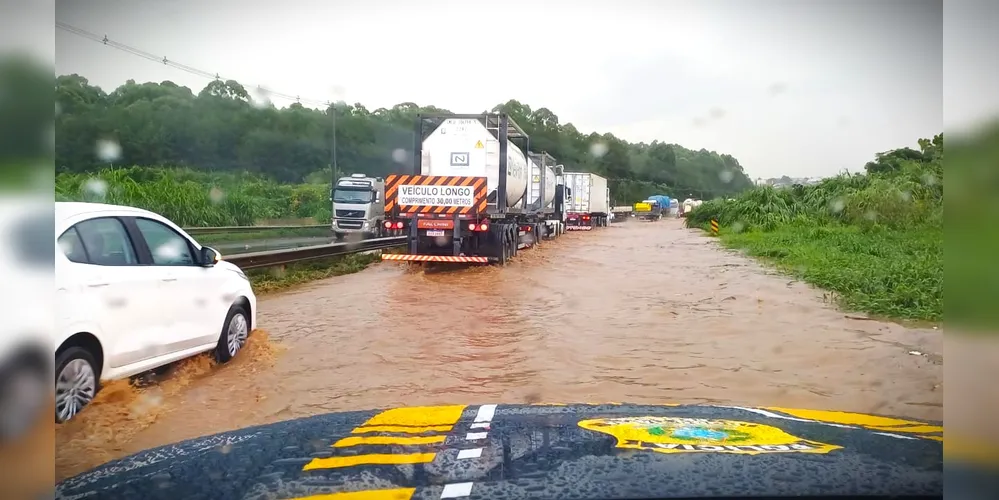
xmin=457 ymin=448 xmax=483 ymax=459
xmin=441 ymin=482 xmax=474 ymax=498
xmin=470 ymin=422 xmax=490 ymax=429
xmin=474 ymin=404 xmax=497 ymax=422
xmin=465 ymin=432 xmax=488 ymax=440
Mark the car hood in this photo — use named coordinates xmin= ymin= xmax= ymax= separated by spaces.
xmin=55 ymin=403 xmax=943 ymax=499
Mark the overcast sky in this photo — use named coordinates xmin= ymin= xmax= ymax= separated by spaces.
xmin=49 ymin=0 xmax=959 ymax=179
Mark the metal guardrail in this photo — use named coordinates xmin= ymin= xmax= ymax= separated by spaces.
xmin=184 ymin=224 xmax=328 ymax=235
xmin=223 ymin=236 xmax=406 ymax=270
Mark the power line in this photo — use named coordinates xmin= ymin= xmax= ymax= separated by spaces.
xmin=55 ymin=22 xmax=335 ymax=108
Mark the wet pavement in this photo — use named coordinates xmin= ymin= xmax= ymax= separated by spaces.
xmin=54 ymin=219 xmax=943 ymax=480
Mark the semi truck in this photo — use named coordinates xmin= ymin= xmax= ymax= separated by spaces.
xmin=527 ymin=151 xmax=567 ymax=239
xmin=330 ymin=173 xmax=389 ymax=240
xmin=563 ymin=172 xmax=610 ymax=230
xmin=380 ymin=113 xmax=560 ymax=265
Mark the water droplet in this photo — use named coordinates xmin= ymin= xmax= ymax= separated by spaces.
xmin=829 ymin=198 xmax=845 ymax=213
xmin=95 ymin=139 xmax=122 ymax=163
xmin=709 ymin=107 xmax=726 ymax=119
xmin=922 ymin=173 xmax=937 ymax=186
xmin=83 ymin=178 xmax=108 ymax=199
xmin=719 ymin=170 xmax=734 ymax=183
xmin=210 ymin=187 xmax=225 ymax=204
xmin=392 ymin=148 xmax=407 ymax=164
xmin=589 ymin=142 xmax=608 ymax=158
xmin=732 ymin=221 xmax=745 ymax=233
xmin=55 ymin=101 xmax=61 ymax=116
xmin=899 ymin=190 xmax=912 ymax=202
xmin=251 ymin=86 xmax=272 ymax=109
xmin=864 ymin=210 xmax=877 ymax=221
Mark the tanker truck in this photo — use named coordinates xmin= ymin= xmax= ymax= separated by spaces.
xmin=563 ymin=171 xmax=610 ymax=230
xmin=527 ymin=151 xmax=566 ymax=239
xmin=380 ymin=113 xmax=550 ymax=265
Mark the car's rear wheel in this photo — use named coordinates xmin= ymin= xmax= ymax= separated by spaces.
xmin=215 ymin=305 xmax=249 ymax=363
xmin=54 ymin=347 xmax=98 ymax=423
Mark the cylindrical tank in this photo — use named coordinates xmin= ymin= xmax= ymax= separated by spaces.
xmin=682 ymin=198 xmax=695 ymax=213
xmin=420 ymin=118 xmax=530 ymax=208
xmin=530 ymin=159 xmax=557 ymax=208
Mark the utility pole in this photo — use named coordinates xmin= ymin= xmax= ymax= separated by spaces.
xmin=329 ymin=102 xmax=338 ymax=193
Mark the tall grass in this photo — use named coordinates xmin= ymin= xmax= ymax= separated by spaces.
xmin=55 ymin=166 xmax=331 ymax=227
xmin=685 ymin=138 xmax=943 ymax=322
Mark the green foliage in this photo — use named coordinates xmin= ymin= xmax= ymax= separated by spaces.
xmin=247 ymin=253 xmax=380 ymax=294
xmin=686 ymin=134 xmax=944 ymax=322
xmin=55 ymin=166 xmax=330 ymax=227
xmin=55 ymin=75 xmax=754 ymax=202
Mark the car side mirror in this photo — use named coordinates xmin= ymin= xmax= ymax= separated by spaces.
xmin=200 ymin=246 xmax=221 ymax=267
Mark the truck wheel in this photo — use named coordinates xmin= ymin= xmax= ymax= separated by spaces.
xmin=497 ymin=225 xmax=508 ymax=266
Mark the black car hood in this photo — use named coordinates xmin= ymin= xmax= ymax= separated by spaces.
xmin=56 ymin=403 xmax=943 ymax=499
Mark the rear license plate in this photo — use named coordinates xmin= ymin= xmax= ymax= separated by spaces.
xmin=426 ymin=229 xmax=445 ymax=237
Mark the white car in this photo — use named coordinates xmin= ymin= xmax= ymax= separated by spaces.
xmin=54 ymin=202 xmax=257 ymax=423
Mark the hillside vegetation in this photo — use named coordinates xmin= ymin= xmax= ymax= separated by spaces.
xmin=687 ymin=134 xmax=943 ymax=322
xmin=55 ymin=74 xmax=754 ymax=211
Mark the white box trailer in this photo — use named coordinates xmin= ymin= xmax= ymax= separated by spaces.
xmin=563 ymin=171 xmax=610 ymax=229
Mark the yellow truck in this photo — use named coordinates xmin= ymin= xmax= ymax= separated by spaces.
xmin=633 ymin=200 xmax=663 ymax=221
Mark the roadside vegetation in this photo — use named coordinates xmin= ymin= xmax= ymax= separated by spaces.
xmin=247 ymin=253 xmax=381 ymax=294
xmin=56 ymin=166 xmax=331 ymax=227
xmin=686 ymin=134 xmax=943 ymax=323
xmin=55 ymin=74 xmax=755 ymax=209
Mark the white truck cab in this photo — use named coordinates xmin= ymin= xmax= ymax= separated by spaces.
xmin=331 ymin=174 xmax=387 ymax=240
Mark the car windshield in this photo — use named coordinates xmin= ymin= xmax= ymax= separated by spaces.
xmin=42 ymin=2 xmax=957 ymax=499
xmin=333 ymin=188 xmax=372 ymax=204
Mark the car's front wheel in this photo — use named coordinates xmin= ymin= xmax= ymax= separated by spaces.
xmin=215 ymin=304 xmax=249 ymax=363
xmin=54 ymin=347 xmax=99 ymax=424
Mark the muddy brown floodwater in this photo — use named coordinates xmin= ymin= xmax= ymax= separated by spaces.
xmin=55 ymin=219 xmax=943 ymax=480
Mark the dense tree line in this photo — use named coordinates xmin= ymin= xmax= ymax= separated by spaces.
xmin=55 ymin=75 xmax=755 ymax=202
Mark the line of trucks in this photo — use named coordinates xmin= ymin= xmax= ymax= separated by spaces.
xmin=329 ymin=113 xmax=611 ymax=264
xmin=631 ymin=197 xmax=705 ymax=220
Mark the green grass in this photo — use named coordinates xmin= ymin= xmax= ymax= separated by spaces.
xmin=246 ymin=253 xmax=380 ymax=294
xmin=56 ymin=166 xmax=330 ymax=227
xmin=717 ymin=223 xmax=942 ymax=322
xmin=685 ymin=134 xmax=943 ymax=323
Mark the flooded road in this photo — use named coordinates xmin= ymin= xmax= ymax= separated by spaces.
xmin=55 ymin=219 xmax=943 ymax=480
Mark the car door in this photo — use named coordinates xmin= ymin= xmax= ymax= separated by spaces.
xmin=61 ymin=216 xmax=166 ymax=369
xmin=130 ymin=216 xmax=221 ymax=351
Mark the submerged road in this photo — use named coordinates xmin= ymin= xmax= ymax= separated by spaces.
xmin=54 ymin=219 xmax=943 ymax=480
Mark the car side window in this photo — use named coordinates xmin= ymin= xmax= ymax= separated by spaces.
xmin=57 ymin=227 xmax=90 ymax=264
xmin=72 ymin=218 xmax=138 ymax=266
xmin=134 ymin=217 xmax=195 ymax=266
